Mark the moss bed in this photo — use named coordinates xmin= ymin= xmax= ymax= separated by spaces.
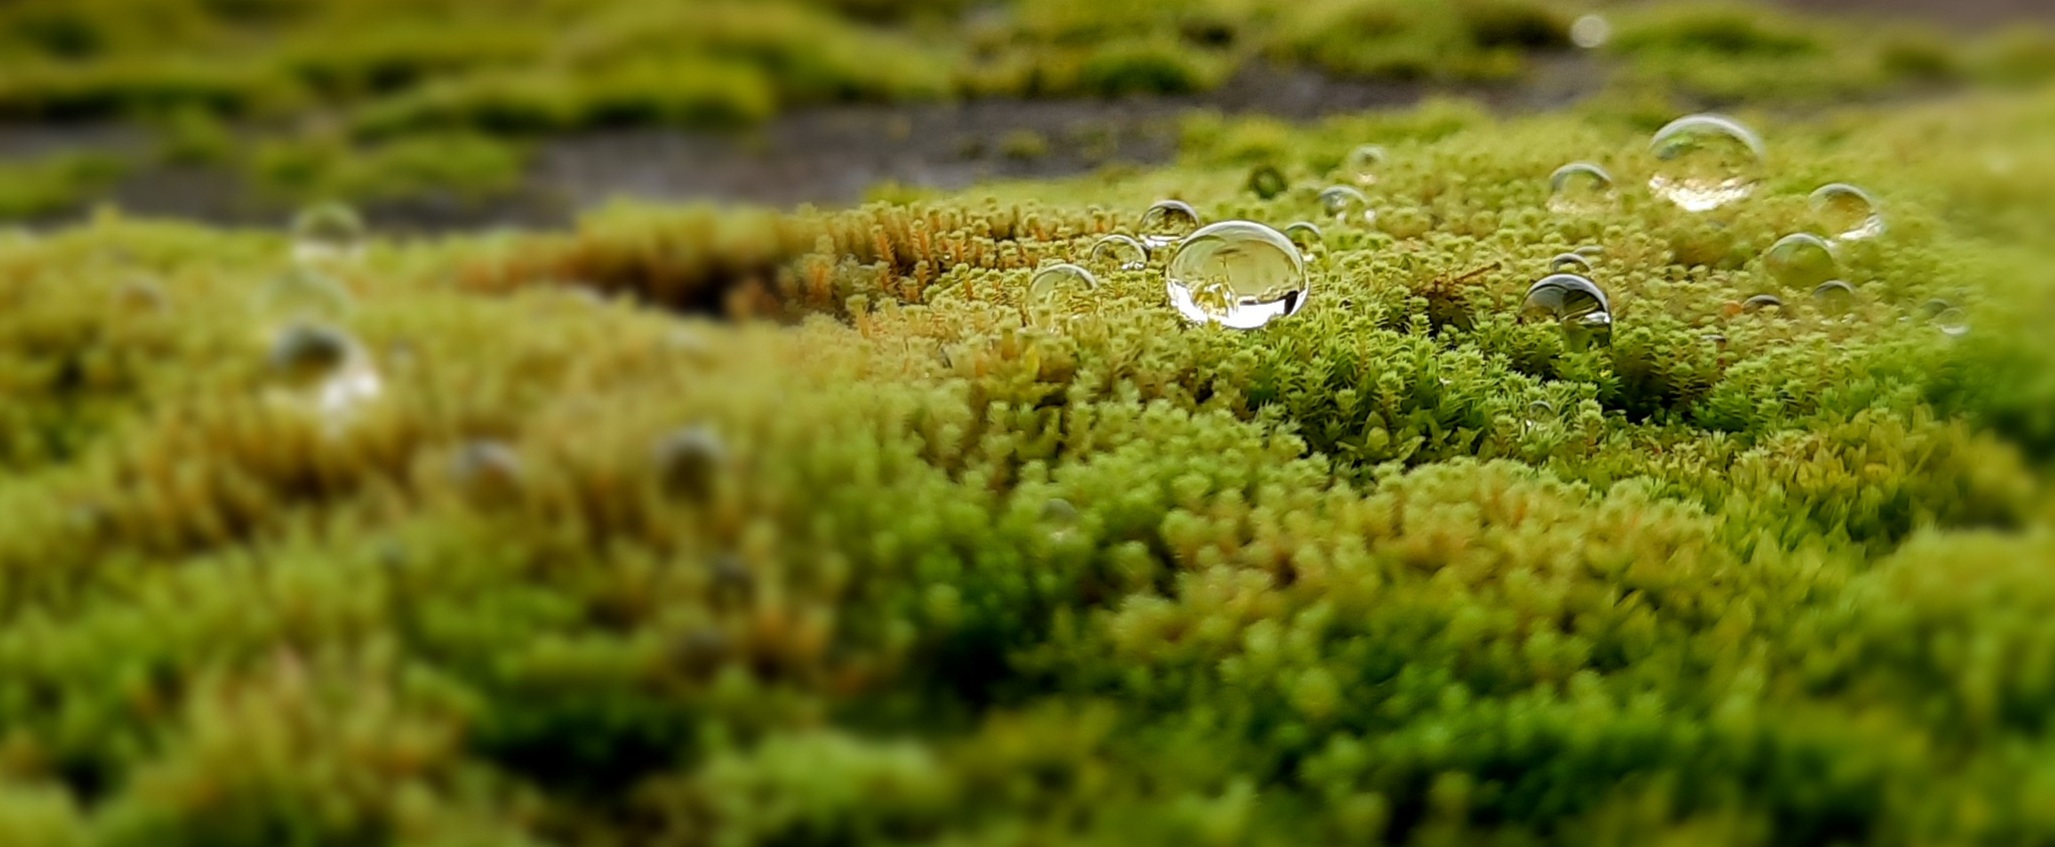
xmin=5 ymin=2 xmax=2055 ymax=846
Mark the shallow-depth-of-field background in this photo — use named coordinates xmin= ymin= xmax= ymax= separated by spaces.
xmin=3 ymin=1 xmax=2055 ymax=845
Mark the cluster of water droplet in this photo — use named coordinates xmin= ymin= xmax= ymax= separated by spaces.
xmin=262 ymin=203 xmax=384 ymax=429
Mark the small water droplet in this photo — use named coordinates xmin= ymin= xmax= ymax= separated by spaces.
xmin=1548 ymin=252 xmax=1593 ymax=275
xmin=1318 ymin=185 xmax=1370 ymax=224
xmin=1041 ymin=497 xmax=1080 ymax=527
xmin=266 ymin=323 xmax=382 ymax=424
xmin=1139 ymin=200 xmax=1201 ymax=249
xmin=451 ymin=440 xmax=524 ymax=503
xmin=1520 ymin=274 xmax=1613 ymax=349
xmin=291 ymin=202 xmax=367 ymax=266
xmin=256 ymin=266 xmax=354 ymax=327
xmin=655 ymin=425 xmax=726 ymax=499
xmin=1522 ymin=400 xmax=1556 ymax=430
xmin=1343 ymin=144 xmax=1387 ymax=185
xmin=1809 ymin=183 xmax=1885 ymax=241
xmin=1741 ymin=294 xmax=1785 ymax=313
xmin=1648 ymin=114 xmax=1765 ymax=212
xmin=114 ymin=277 xmax=167 ymax=313
xmin=1247 ymin=165 xmax=1288 ymax=199
xmin=1165 ymin=221 xmax=1308 ymax=330
xmin=1571 ymin=14 xmax=1612 ymax=49
xmin=1763 ymin=233 xmax=1838 ymax=288
xmin=1548 ymin=162 xmax=1614 ymax=214
xmin=1282 ymin=221 xmax=1323 ymax=251
xmin=1089 ymin=234 xmax=1148 ymax=271
xmin=1703 ymin=332 xmax=1729 ymax=352
xmin=1811 ymin=280 xmax=1857 ymax=315
xmin=1027 ymin=263 xmax=1098 ymax=327
xmin=1922 ymin=299 xmax=1969 ymax=337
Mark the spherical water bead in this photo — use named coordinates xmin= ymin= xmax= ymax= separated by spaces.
xmin=113 ymin=277 xmax=167 ymax=313
xmin=1923 ymin=299 xmax=1969 ymax=337
xmin=265 ymin=323 xmax=382 ymax=423
xmin=655 ymin=425 xmax=725 ymax=500
xmin=1741 ymin=294 xmax=1785 ymax=313
xmin=1165 ymin=221 xmax=1308 ymax=330
xmin=1547 ymin=163 xmax=1614 ymax=214
xmin=1247 ymin=165 xmax=1288 ymax=199
xmin=1548 ymin=252 xmax=1593 ymax=275
xmin=1809 ymin=183 xmax=1885 ymax=241
xmin=1763 ymin=233 xmax=1838 ymax=288
xmin=1811 ymin=280 xmax=1857 ymax=315
xmin=1282 ymin=221 xmax=1323 ymax=252
xmin=1703 ymin=332 xmax=1729 ymax=353
xmin=1319 ymin=185 xmax=1371 ymax=224
xmin=1343 ymin=144 xmax=1387 ymax=185
xmin=1522 ymin=400 xmax=1556 ymax=431
xmin=1139 ymin=200 xmax=1201 ymax=249
xmin=256 ymin=266 xmax=354 ymax=326
xmin=1026 ymin=263 xmax=1098 ymax=326
xmin=1520 ymin=274 xmax=1613 ymax=348
xmin=1571 ymin=14 xmax=1612 ymax=49
xmin=1648 ymin=114 xmax=1766 ymax=212
xmin=1089 ymin=234 xmax=1148 ymax=271
xmin=451 ymin=441 xmax=524 ymax=503
xmin=291 ymin=202 xmax=367 ymax=266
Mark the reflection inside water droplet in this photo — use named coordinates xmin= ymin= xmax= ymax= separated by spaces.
xmin=1648 ymin=114 xmax=1765 ymax=212
xmin=266 ymin=322 xmax=382 ymax=425
xmin=1520 ymin=274 xmax=1613 ymax=349
xmin=1809 ymin=183 xmax=1885 ymax=241
xmin=1522 ymin=400 xmax=1556 ymax=430
xmin=1343 ymin=144 xmax=1386 ymax=185
xmin=1811 ymin=280 xmax=1857 ymax=315
xmin=1764 ymin=234 xmax=1838 ymax=288
xmin=1923 ymin=299 xmax=1969 ymax=337
xmin=1089 ymin=234 xmax=1148 ymax=271
xmin=1165 ymin=221 xmax=1308 ymax=330
xmin=1026 ymin=262 xmax=1098 ymax=327
xmin=1282 ymin=221 xmax=1323 ymax=252
xmin=1548 ymin=162 xmax=1614 ymax=214
xmin=1548 ymin=252 xmax=1593 ymax=275
xmin=291 ymin=202 xmax=367 ymax=266
xmin=1319 ymin=185 xmax=1370 ymax=225
xmin=1139 ymin=200 xmax=1201 ymax=249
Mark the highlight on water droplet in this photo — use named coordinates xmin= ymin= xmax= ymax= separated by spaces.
xmin=1811 ymin=280 xmax=1857 ymax=315
xmin=1548 ymin=252 xmax=1593 ymax=275
xmin=1165 ymin=220 xmax=1308 ymax=330
xmin=1763 ymin=233 xmax=1838 ymax=288
xmin=265 ymin=322 xmax=382 ymax=425
xmin=1343 ymin=144 xmax=1386 ymax=185
xmin=1704 ymin=332 xmax=1729 ymax=352
xmin=1922 ymin=299 xmax=1969 ymax=337
xmin=1247 ymin=165 xmax=1288 ymax=199
xmin=291 ymin=201 xmax=367 ymax=266
xmin=1809 ymin=183 xmax=1885 ymax=241
xmin=1548 ymin=162 xmax=1614 ymax=214
xmin=1741 ymin=294 xmax=1785 ymax=313
xmin=1089 ymin=234 xmax=1148 ymax=271
xmin=1570 ymin=14 xmax=1612 ymax=49
xmin=1318 ymin=185 xmax=1371 ymax=225
xmin=1026 ymin=262 xmax=1098 ymax=327
xmin=1282 ymin=221 xmax=1324 ymax=252
xmin=256 ymin=266 xmax=354 ymax=328
xmin=1520 ymin=274 xmax=1613 ymax=349
xmin=1522 ymin=400 xmax=1556 ymax=431
xmin=1139 ymin=200 xmax=1202 ymax=249
xmin=1648 ymin=114 xmax=1766 ymax=212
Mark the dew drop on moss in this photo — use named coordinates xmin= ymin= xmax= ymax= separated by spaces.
xmin=1764 ymin=233 xmax=1838 ymax=288
xmin=291 ymin=201 xmax=367 ymax=266
xmin=1027 ymin=262 xmax=1098 ymax=326
xmin=1089 ymin=234 xmax=1147 ymax=271
xmin=1139 ymin=200 xmax=1201 ymax=249
xmin=1343 ymin=144 xmax=1386 ymax=185
xmin=266 ymin=322 xmax=382 ymax=422
xmin=1742 ymin=294 xmax=1785 ymax=313
xmin=1548 ymin=252 xmax=1593 ymax=275
xmin=1922 ymin=299 xmax=1969 ymax=337
xmin=1520 ymin=274 xmax=1612 ymax=348
xmin=1648 ymin=114 xmax=1765 ymax=212
xmin=1571 ymin=14 xmax=1612 ymax=48
xmin=1548 ymin=162 xmax=1614 ymax=214
xmin=451 ymin=440 xmax=524 ymax=503
xmin=1247 ymin=165 xmax=1288 ymax=199
xmin=1165 ymin=221 xmax=1308 ymax=330
xmin=257 ymin=266 xmax=354 ymax=326
xmin=655 ymin=425 xmax=726 ymax=500
xmin=1523 ymin=400 xmax=1556 ymax=430
xmin=1319 ymin=185 xmax=1370 ymax=224
xmin=114 ymin=277 xmax=167 ymax=313
xmin=1809 ymin=183 xmax=1884 ymax=241
xmin=1704 ymin=332 xmax=1729 ymax=352
xmin=1283 ymin=221 xmax=1323 ymax=251
xmin=1811 ymin=280 xmax=1857 ymax=314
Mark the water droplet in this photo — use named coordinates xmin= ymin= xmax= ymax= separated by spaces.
xmin=256 ymin=266 xmax=354 ymax=326
xmin=451 ymin=440 xmax=523 ymax=503
xmin=1247 ymin=165 xmax=1288 ymax=199
xmin=1548 ymin=162 xmax=1615 ymax=214
xmin=291 ymin=202 xmax=367 ymax=266
xmin=1343 ymin=144 xmax=1387 ymax=185
xmin=1548 ymin=252 xmax=1593 ymax=275
xmin=1089 ymin=234 xmax=1148 ymax=271
xmin=1571 ymin=14 xmax=1612 ymax=48
xmin=1520 ymin=274 xmax=1613 ymax=349
xmin=1809 ymin=183 xmax=1885 ymax=241
xmin=1281 ymin=221 xmax=1324 ymax=253
xmin=1165 ymin=221 xmax=1308 ymax=330
xmin=1741 ymin=294 xmax=1784 ymax=313
xmin=1319 ymin=185 xmax=1371 ymax=224
xmin=266 ymin=323 xmax=383 ymax=423
xmin=1922 ymin=299 xmax=1969 ymax=337
xmin=1763 ymin=233 xmax=1838 ymax=288
xmin=1648 ymin=114 xmax=1765 ymax=212
xmin=1041 ymin=497 xmax=1080 ymax=527
xmin=1522 ymin=400 xmax=1556 ymax=430
xmin=1139 ymin=200 xmax=1201 ymax=249
xmin=113 ymin=277 xmax=167 ymax=313
xmin=1703 ymin=332 xmax=1729 ymax=352
xmin=655 ymin=425 xmax=725 ymax=499
xmin=1027 ymin=262 xmax=1097 ymax=327
xmin=1811 ymin=280 xmax=1857 ymax=315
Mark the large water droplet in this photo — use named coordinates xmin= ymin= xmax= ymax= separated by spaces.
xmin=1648 ymin=114 xmax=1765 ymax=212
xmin=1319 ymin=185 xmax=1371 ymax=224
xmin=1741 ymin=294 xmax=1784 ymax=313
xmin=1247 ymin=165 xmax=1288 ymax=199
xmin=1809 ymin=183 xmax=1885 ymax=241
xmin=1763 ymin=233 xmax=1838 ymax=288
xmin=1343 ymin=144 xmax=1386 ymax=185
xmin=1027 ymin=262 xmax=1098 ymax=327
xmin=1520 ymin=274 xmax=1613 ymax=349
xmin=1089 ymin=234 xmax=1147 ymax=271
xmin=291 ymin=202 xmax=367 ymax=266
xmin=266 ymin=323 xmax=382 ymax=424
xmin=1571 ymin=14 xmax=1612 ymax=48
xmin=1520 ymin=275 xmax=1611 ymax=347
xmin=1165 ymin=221 xmax=1308 ymax=330
xmin=1522 ymin=400 xmax=1556 ymax=431
xmin=257 ymin=266 xmax=354 ymax=326
xmin=1282 ymin=221 xmax=1323 ymax=252
xmin=1811 ymin=280 xmax=1857 ymax=315
xmin=1548 ymin=252 xmax=1593 ymax=275
xmin=1548 ymin=162 xmax=1614 ymax=214
xmin=1139 ymin=200 xmax=1201 ymax=249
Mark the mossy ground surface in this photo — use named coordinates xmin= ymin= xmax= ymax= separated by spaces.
xmin=5 ymin=2 xmax=2055 ymax=847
